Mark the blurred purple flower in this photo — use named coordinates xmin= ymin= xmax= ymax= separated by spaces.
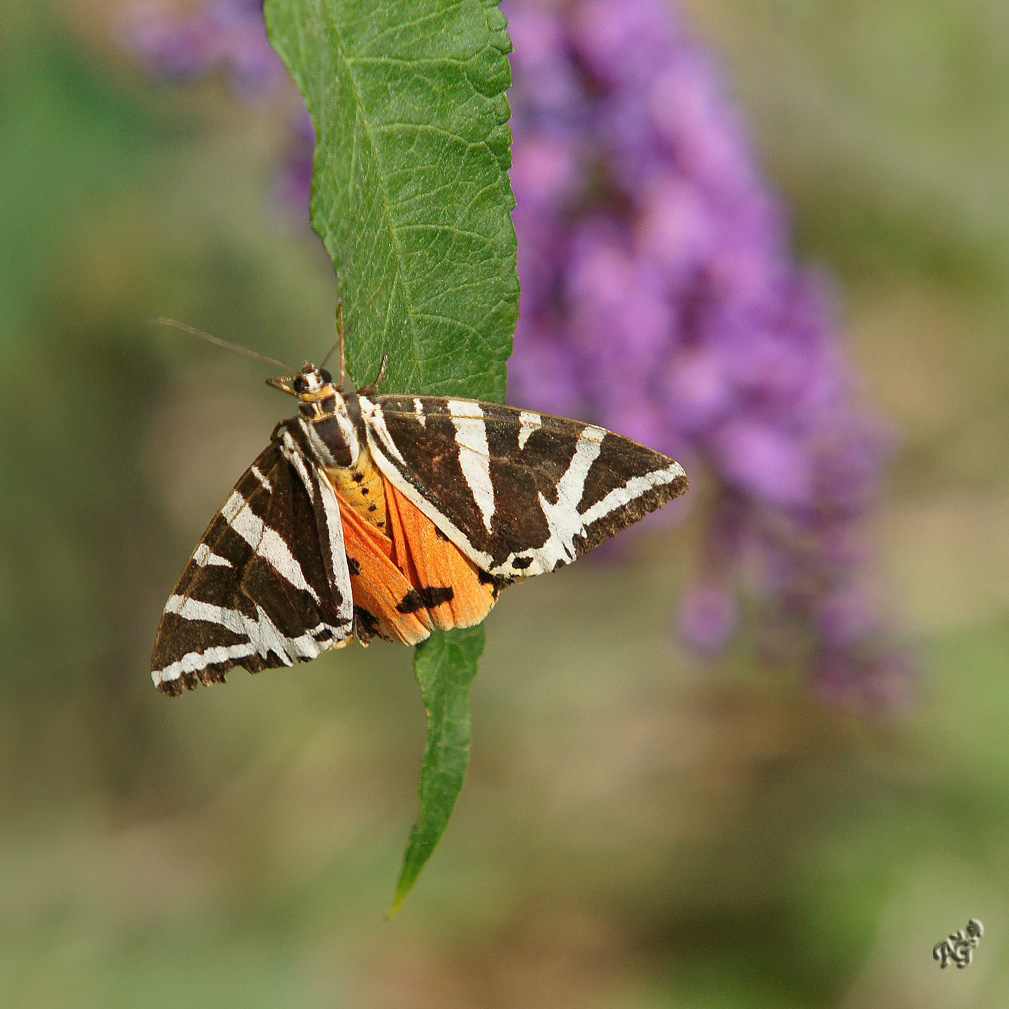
xmin=118 ymin=0 xmax=912 ymax=708
xmin=505 ymin=0 xmax=910 ymax=709
xmin=121 ymin=0 xmax=284 ymax=97
xmin=119 ymin=0 xmax=310 ymax=207
xmin=678 ymin=582 xmax=737 ymax=654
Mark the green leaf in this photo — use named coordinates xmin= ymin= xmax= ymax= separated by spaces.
xmin=389 ymin=626 xmax=485 ymax=916
xmin=263 ymin=1 xmax=516 ymax=910
xmin=263 ymin=0 xmax=517 ymax=403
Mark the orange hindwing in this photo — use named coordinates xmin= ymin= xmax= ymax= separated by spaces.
xmin=331 ymin=470 xmax=499 ymax=646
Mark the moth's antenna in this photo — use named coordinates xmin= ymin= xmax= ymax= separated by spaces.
xmin=151 ymin=318 xmax=295 ymax=372
xmin=319 ymin=300 xmax=346 ymax=386
xmin=357 ymin=353 xmax=389 ymax=396
xmin=318 ymin=273 xmax=394 ymax=380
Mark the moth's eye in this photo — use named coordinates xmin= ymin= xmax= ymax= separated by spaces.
xmin=319 ymin=368 xmax=333 ymax=385
xmin=293 ymin=376 xmax=308 ymax=394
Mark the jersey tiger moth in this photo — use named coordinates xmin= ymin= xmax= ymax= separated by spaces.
xmin=151 ymin=337 xmax=688 ymax=695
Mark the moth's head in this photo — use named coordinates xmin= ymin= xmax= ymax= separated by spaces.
xmin=268 ymin=362 xmax=361 ymax=466
xmin=267 ymin=362 xmax=336 ymax=401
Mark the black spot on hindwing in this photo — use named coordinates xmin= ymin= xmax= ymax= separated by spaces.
xmin=396 ymin=586 xmax=455 ymax=614
xmin=354 ymin=606 xmax=379 ymax=644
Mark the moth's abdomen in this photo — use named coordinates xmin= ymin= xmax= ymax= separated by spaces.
xmin=324 ymin=446 xmax=388 ymax=532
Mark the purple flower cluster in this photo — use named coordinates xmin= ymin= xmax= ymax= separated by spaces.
xmin=505 ymin=0 xmax=911 ymax=709
xmin=122 ymin=0 xmax=283 ymax=97
xmin=120 ymin=0 xmax=912 ymax=707
xmin=119 ymin=0 xmax=313 ymax=208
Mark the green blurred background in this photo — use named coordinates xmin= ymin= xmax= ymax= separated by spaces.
xmin=2 ymin=0 xmax=1007 ymax=1005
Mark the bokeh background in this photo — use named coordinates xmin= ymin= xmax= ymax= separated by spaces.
xmin=2 ymin=0 xmax=1008 ymax=1006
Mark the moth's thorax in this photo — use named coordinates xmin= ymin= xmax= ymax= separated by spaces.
xmin=284 ymin=368 xmax=385 ymax=529
xmin=291 ymin=373 xmax=364 ymax=470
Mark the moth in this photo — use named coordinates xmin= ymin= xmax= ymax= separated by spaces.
xmin=151 ymin=324 xmax=688 ymax=695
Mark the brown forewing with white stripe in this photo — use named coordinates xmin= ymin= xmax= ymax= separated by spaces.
xmin=151 ymin=364 xmax=688 ymax=695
